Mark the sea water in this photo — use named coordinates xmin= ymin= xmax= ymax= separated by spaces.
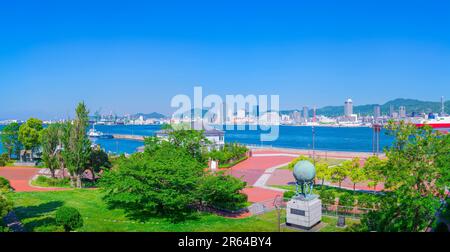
xmin=0 ymin=124 xmax=394 ymax=155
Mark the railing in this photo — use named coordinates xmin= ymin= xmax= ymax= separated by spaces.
xmin=248 ymin=197 xmax=373 ymax=219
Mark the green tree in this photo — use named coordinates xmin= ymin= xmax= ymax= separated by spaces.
xmin=100 ymin=143 xmax=205 ymax=222
xmin=330 ymin=161 xmax=350 ymax=188
xmin=361 ymin=121 xmax=450 ymax=232
xmin=88 ymin=146 xmax=111 ymax=181
xmin=41 ymin=124 xmax=63 ymax=178
xmin=287 ymin=155 xmax=314 ymax=170
xmin=167 ymin=129 xmax=210 ymax=163
xmin=338 ymin=193 xmax=355 ymax=207
xmin=363 ymin=155 xmax=385 ymax=192
xmin=315 ymin=161 xmax=330 ymax=187
xmin=0 ymin=122 xmax=21 ymax=159
xmin=195 ymin=171 xmax=247 ymax=211
xmin=348 ymin=157 xmax=366 ymax=191
xmin=61 ymin=102 xmax=92 ymax=188
xmin=18 ymin=118 xmax=43 ymax=160
xmin=319 ymin=190 xmax=336 ymax=205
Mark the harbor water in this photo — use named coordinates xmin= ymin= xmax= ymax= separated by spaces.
xmin=0 ymin=124 xmax=394 ymax=155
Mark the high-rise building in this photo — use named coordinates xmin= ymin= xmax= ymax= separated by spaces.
xmin=292 ymin=110 xmax=301 ymax=123
xmin=303 ymin=106 xmax=309 ymax=121
xmin=441 ymin=96 xmax=445 ymax=115
xmin=389 ymin=105 xmax=394 ymax=117
xmin=344 ymin=98 xmax=353 ymax=117
xmin=374 ymin=105 xmax=381 ymax=119
xmin=399 ymin=106 xmax=406 ymax=118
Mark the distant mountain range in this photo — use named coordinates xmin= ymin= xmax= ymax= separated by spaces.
xmin=281 ymin=98 xmax=449 ymax=117
xmin=129 ymin=98 xmax=449 ymax=120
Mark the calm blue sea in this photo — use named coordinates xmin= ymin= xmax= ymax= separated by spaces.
xmin=0 ymin=124 xmax=394 ymax=155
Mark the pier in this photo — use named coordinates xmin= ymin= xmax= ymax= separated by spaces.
xmin=112 ymin=134 xmax=145 ymax=141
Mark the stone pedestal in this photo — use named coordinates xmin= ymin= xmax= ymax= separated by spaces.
xmin=286 ymin=195 xmax=322 ymax=230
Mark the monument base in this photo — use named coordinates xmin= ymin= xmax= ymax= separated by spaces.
xmin=286 ymin=196 xmax=322 ymax=229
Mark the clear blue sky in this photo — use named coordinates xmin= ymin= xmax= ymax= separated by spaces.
xmin=1 ymin=0 xmax=450 ymax=120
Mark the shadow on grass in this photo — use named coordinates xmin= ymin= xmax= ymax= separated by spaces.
xmin=105 ymin=201 xmax=200 ymax=224
xmin=14 ymin=201 xmax=64 ymax=231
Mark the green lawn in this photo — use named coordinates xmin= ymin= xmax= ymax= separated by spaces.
xmin=11 ymin=189 xmax=357 ymax=232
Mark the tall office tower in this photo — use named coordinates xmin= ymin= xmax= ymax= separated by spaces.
xmin=303 ymin=106 xmax=309 ymax=121
xmin=374 ymin=105 xmax=381 ymax=118
xmin=399 ymin=106 xmax=406 ymax=118
xmin=344 ymin=98 xmax=353 ymax=117
xmin=441 ymin=96 xmax=445 ymax=115
xmin=292 ymin=110 xmax=301 ymax=123
xmin=389 ymin=105 xmax=394 ymax=117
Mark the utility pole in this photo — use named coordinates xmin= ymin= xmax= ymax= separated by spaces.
xmin=312 ymin=106 xmax=316 ymax=165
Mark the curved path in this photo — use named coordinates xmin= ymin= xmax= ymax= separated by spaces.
xmin=226 ymin=152 xmax=297 ymax=203
xmin=0 ymin=167 xmax=67 ymax=192
xmin=229 ymin=149 xmax=384 ymax=203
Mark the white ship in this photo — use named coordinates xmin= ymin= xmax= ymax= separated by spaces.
xmin=87 ymin=124 xmax=113 ymax=139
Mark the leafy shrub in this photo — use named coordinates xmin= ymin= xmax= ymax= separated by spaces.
xmin=196 ymin=173 xmax=247 ymax=211
xmin=55 ymin=206 xmax=83 ymax=232
xmin=0 ymin=157 xmax=6 ymax=167
xmin=0 ymin=177 xmax=12 ymax=191
xmin=283 ymin=191 xmax=295 ymax=199
xmin=33 ymin=176 xmax=70 ymax=188
xmin=319 ymin=190 xmax=336 ymax=205
xmin=208 ymin=143 xmax=248 ymax=167
xmin=338 ymin=193 xmax=355 ymax=207
xmin=0 ymin=191 xmax=13 ymax=221
xmin=357 ymin=194 xmax=378 ymax=209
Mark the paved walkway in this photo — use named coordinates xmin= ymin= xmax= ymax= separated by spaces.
xmin=229 ymin=149 xmax=385 ymax=204
xmin=0 ymin=167 xmax=67 ymax=192
xmin=226 ymin=152 xmax=297 ymax=203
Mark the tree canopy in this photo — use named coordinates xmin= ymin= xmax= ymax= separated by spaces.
xmin=361 ymin=121 xmax=450 ymax=232
xmin=18 ymin=118 xmax=43 ymax=152
xmin=0 ymin=122 xmax=21 ymax=159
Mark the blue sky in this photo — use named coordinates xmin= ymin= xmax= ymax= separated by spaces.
xmin=1 ymin=0 xmax=450 ymax=120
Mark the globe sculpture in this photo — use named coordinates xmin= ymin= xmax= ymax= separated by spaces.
xmin=293 ymin=160 xmax=316 ymax=199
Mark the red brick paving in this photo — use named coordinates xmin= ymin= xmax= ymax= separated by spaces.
xmin=227 ymin=155 xmax=295 ymax=185
xmin=242 ymin=187 xmax=283 ymax=203
xmin=266 ymin=169 xmax=293 ymax=186
xmin=0 ymin=167 xmax=68 ymax=192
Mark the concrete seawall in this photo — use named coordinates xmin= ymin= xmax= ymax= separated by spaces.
xmin=112 ymin=134 xmax=145 ymax=141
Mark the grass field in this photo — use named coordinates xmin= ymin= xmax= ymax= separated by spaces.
xmin=11 ymin=189 xmax=358 ymax=232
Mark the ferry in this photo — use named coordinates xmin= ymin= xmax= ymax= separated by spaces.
xmin=412 ymin=114 xmax=450 ymax=128
xmin=87 ymin=124 xmax=113 ymax=139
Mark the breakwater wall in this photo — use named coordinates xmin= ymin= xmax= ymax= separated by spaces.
xmin=112 ymin=134 xmax=145 ymax=141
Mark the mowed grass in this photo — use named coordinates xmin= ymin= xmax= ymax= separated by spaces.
xmin=11 ymin=189 xmax=288 ymax=232
xmin=11 ymin=189 xmax=357 ymax=232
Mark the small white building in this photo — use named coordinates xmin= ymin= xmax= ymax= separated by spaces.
xmin=155 ymin=128 xmax=225 ymax=150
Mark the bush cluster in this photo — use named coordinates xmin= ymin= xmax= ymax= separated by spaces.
xmin=33 ymin=176 xmax=70 ymax=188
xmin=55 ymin=206 xmax=83 ymax=232
xmin=208 ymin=143 xmax=248 ymax=166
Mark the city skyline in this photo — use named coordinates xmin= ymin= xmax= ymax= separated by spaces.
xmin=1 ymin=1 xmax=450 ymax=119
